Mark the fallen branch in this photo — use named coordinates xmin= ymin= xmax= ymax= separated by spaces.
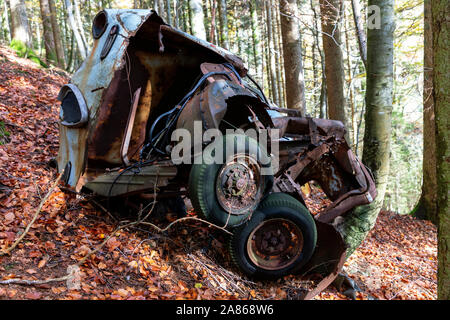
xmin=139 ymin=216 xmax=233 ymax=235
xmin=0 ymin=275 xmax=69 ymax=286
xmin=0 ymin=173 xmax=63 ymax=256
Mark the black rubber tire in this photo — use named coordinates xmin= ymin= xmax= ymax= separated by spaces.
xmin=229 ymin=192 xmax=317 ymax=279
xmin=188 ymin=133 xmax=273 ymax=228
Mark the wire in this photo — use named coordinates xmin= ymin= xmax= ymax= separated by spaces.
xmin=140 ymin=69 xmax=233 ymax=159
xmin=246 ymin=73 xmax=269 ymax=105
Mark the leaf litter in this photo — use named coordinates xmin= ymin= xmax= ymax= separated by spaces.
xmin=0 ymin=46 xmax=437 ymax=300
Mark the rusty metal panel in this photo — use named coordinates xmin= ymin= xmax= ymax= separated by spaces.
xmin=84 ymin=162 xmax=177 ymax=197
xmin=57 ymin=9 xmax=155 ymax=189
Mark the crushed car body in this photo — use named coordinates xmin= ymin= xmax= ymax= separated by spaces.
xmin=56 ymin=9 xmax=377 ymax=299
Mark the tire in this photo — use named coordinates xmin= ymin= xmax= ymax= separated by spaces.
xmin=188 ymin=133 xmax=273 ymax=228
xmin=229 ymin=192 xmax=317 ymax=279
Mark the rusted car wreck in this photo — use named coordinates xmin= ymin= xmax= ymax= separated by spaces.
xmin=56 ymin=9 xmax=376 ymax=299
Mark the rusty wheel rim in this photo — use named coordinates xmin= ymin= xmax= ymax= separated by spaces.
xmin=247 ymin=218 xmax=304 ymax=271
xmin=215 ymin=154 xmax=263 ymax=215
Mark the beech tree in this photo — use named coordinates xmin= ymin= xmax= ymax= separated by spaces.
xmin=39 ymin=0 xmax=57 ymax=63
xmin=280 ymin=0 xmax=306 ymax=114
xmin=340 ymin=0 xmax=395 ymax=256
xmin=8 ymin=0 xmax=31 ymax=47
xmin=189 ymin=0 xmax=206 ymax=40
xmin=412 ymin=0 xmax=438 ymax=225
xmin=432 ymin=0 xmax=450 ymax=300
xmin=318 ymin=0 xmax=346 ymax=126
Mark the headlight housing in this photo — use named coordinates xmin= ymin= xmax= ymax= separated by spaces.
xmin=92 ymin=10 xmax=108 ymax=39
xmin=57 ymin=84 xmax=88 ymax=127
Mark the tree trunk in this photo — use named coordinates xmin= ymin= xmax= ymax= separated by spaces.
xmin=344 ymin=3 xmax=356 ymax=149
xmin=39 ymin=0 xmax=57 ymax=64
xmin=189 ymin=0 xmax=206 ymax=40
xmin=218 ymin=0 xmax=229 ymax=49
xmin=155 ymin=0 xmax=165 ymax=20
xmin=65 ymin=0 xmax=86 ymax=59
xmin=271 ymin=0 xmax=282 ymax=107
xmin=433 ymin=0 xmax=450 ymax=300
xmin=339 ymin=0 xmax=394 ymax=257
xmin=9 ymin=0 xmax=31 ymax=47
xmin=166 ymin=0 xmax=172 ymax=25
xmin=350 ymin=0 xmax=367 ymax=68
xmin=2 ymin=0 xmax=12 ymax=42
xmin=275 ymin=1 xmax=286 ymax=108
xmin=209 ymin=0 xmax=216 ymax=44
xmin=280 ymin=0 xmax=306 ymax=115
xmin=319 ymin=0 xmax=346 ymax=124
xmin=412 ymin=0 xmax=438 ymax=225
xmin=265 ymin=0 xmax=279 ymax=106
xmin=49 ymin=0 xmax=65 ymax=68
xmin=249 ymin=0 xmax=259 ymax=74
xmin=73 ymin=0 xmax=87 ymax=51
xmin=310 ymin=0 xmax=327 ymax=118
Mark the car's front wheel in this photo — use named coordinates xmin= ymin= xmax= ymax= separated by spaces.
xmin=188 ymin=133 xmax=273 ymax=228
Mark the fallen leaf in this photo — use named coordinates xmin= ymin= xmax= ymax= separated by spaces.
xmin=25 ymin=291 xmax=42 ymax=300
xmin=37 ymin=259 xmax=47 ymax=268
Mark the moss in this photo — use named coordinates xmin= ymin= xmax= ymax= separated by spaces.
xmin=9 ymin=39 xmax=48 ymax=68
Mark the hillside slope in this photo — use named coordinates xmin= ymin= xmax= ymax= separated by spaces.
xmin=0 ymin=46 xmax=437 ymax=300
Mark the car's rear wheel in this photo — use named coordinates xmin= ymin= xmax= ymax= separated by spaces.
xmin=188 ymin=133 xmax=273 ymax=228
xmin=229 ymin=192 xmax=317 ymax=279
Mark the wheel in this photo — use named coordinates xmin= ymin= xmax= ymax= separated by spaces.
xmin=229 ymin=192 xmax=317 ymax=279
xmin=188 ymin=133 xmax=273 ymax=228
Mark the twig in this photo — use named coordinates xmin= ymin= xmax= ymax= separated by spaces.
xmin=0 ymin=275 xmax=69 ymax=285
xmin=74 ymin=177 xmax=160 ymax=267
xmin=0 ymin=173 xmax=63 ymax=256
xmin=89 ymin=198 xmax=118 ymax=222
xmin=139 ymin=216 xmax=233 ymax=235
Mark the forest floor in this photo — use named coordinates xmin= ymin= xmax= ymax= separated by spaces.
xmin=0 ymin=46 xmax=437 ymax=300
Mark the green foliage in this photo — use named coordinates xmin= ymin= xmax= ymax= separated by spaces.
xmin=9 ymin=39 xmax=48 ymax=68
xmin=0 ymin=121 xmax=10 ymax=145
xmin=384 ymin=110 xmax=423 ymax=214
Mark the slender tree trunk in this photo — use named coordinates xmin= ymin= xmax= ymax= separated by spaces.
xmin=310 ymin=0 xmax=327 ymax=118
xmin=344 ymin=4 xmax=356 ymax=149
xmin=280 ymin=0 xmax=306 ymax=115
xmin=65 ymin=0 xmax=86 ymax=59
xmin=173 ymin=0 xmax=179 ymax=28
xmin=9 ymin=0 xmax=31 ymax=47
xmin=209 ymin=0 xmax=216 ymax=44
xmin=166 ymin=0 xmax=172 ymax=25
xmin=218 ymin=0 xmax=229 ymax=49
xmin=340 ymin=0 xmax=394 ymax=257
xmin=73 ymin=0 xmax=87 ymax=50
xmin=2 ymin=0 xmax=12 ymax=42
xmin=319 ymin=0 xmax=346 ymax=124
xmin=275 ymin=1 xmax=286 ymax=108
xmin=265 ymin=1 xmax=279 ymax=106
xmin=258 ymin=5 xmax=266 ymax=92
xmin=271 ymin=0 xmax=282 ymax=107
xmin=312 ymin=34 xmax=318 ymax=115
xmin=433 ymin=0 xmax=450 ymax=300
xmin=350 ymin=0 xmax=367 ymax=68
xmin=189 ymin=0 xmax=206 ymax=40
xmin=155 ymin=0 xmax=165 ymax=20
xmin=48 ymin=0 xmax=65 ymax=68
xmin=413 ymin=0 xmax=438 ymax=225
xmin=249 ymin=0 xmax=259 ymax=74
xmin=39 ymin=0 xmax=57 ymax=63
